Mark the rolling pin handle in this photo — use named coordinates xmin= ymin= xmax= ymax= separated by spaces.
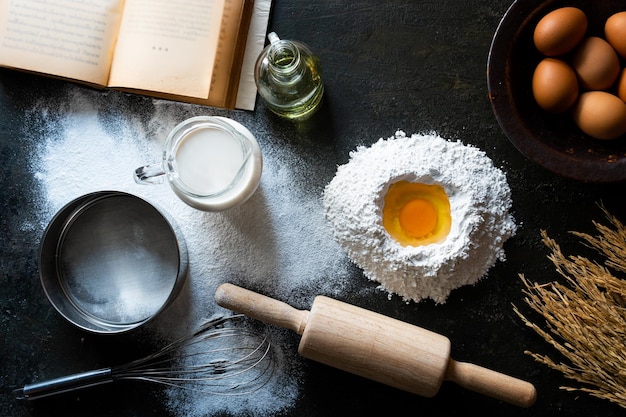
xmin=215 ymin=283 xmax=309 ymax=335
xmin=445 ymin=359 xmax=537 ymax=408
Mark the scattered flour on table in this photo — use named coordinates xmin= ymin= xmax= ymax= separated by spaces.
xmin=24 ymin=88 xmax=353 ymax=416
xmin=323 ymin=130 xmax=517 ymax=304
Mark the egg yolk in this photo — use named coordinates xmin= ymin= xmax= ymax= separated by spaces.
xmin=382 ymin=181 xmax=451 ymax=246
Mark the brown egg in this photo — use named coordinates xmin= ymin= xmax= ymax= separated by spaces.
xmin=571 ymin=37 xmax=621 ymax=90
xmin=534 ymin=7 xmax=587 ymax=56
xmin=605 ymin=11 xmax=626 ymax=58
xmin=532 ymin=58 xmax=579 ymax=113
xmin=572 ymin=91 xmax=626 ymax=140
xmin=618 ymin=68 xmax=626 ymax=102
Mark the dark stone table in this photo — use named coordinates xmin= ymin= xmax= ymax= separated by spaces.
xmin=1 ymin=0 xmax=625 ymax=416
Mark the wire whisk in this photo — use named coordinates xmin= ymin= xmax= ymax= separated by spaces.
xmin=13 ymin=315 xmax=274 ymax=401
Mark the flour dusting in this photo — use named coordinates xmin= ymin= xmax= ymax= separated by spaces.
xmin=25 ymin=88 xmax=353 ymax=416
xmin=323 ymin=130 xmax=516 ymax=304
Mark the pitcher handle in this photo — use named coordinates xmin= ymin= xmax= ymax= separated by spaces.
xmin=134 ymin=163 xmax=166 ymax=185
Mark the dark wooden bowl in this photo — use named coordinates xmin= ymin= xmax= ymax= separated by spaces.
xmin=487 ymin=0 xmax=626 ymax=182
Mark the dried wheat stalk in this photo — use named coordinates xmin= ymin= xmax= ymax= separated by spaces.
xmin=513 ymin=205 xmax=626 ymax=408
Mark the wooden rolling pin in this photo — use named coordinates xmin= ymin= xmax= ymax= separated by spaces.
xmin=215 ymin=283 xmax=537 ymax=407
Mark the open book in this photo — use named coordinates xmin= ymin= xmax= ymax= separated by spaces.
xmin=0 ymin=0 xmax=270 ymax=110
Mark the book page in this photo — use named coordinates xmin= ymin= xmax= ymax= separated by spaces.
xmin=206 ymin=0 xmax=249 ymax=109
xmin=0 ymin=0 xmax=123 ymax=86
xmin=108 ymin=0 xmax=225 ymax=98
xmin=235 ymin=0 xmax=271 ymax=110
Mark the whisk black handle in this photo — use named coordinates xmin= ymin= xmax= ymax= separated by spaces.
xmin=13 ymin=368 xmax=113 ymax=400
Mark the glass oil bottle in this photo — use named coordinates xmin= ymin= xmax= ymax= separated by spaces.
xmin=254 ymin=32 xmax=324 ymax=120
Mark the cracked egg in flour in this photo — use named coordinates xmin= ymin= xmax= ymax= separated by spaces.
xmin=322 ymin=131 xmax=516 ymax=304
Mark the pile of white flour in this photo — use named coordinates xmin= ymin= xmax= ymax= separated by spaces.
xmin=323 ymin=130 xmax=517 ymax=304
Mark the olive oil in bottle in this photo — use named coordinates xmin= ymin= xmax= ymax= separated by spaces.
xmin=254 ymin=33 xmax=324 ymax=120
